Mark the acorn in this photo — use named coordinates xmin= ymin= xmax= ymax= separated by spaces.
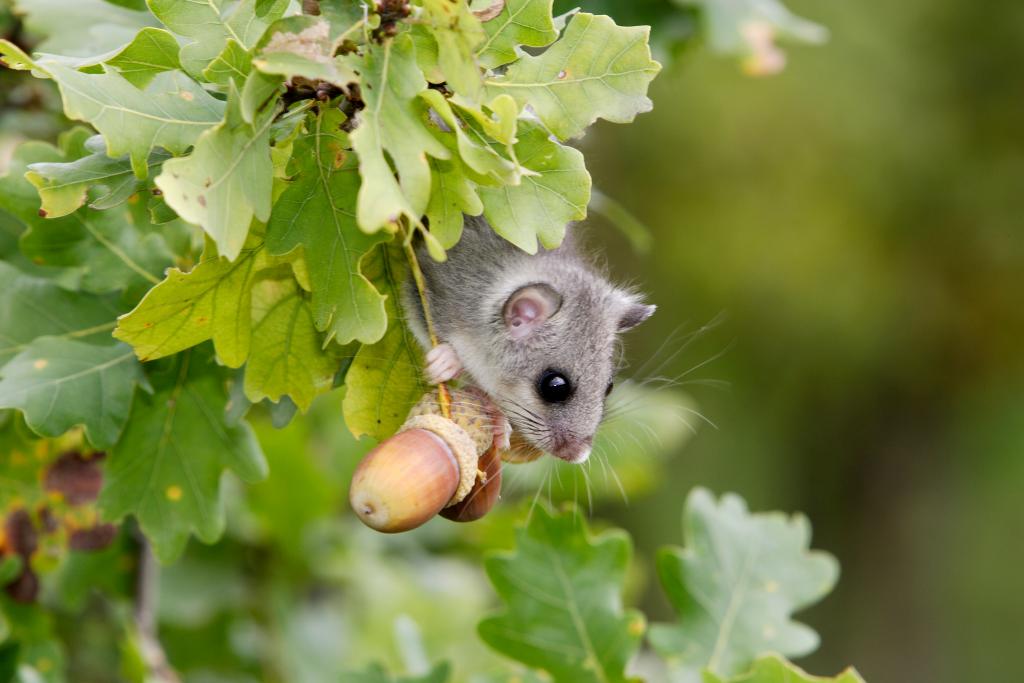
xmin=349 ymin=427 xmax=461 ymax=533
xmin=350 ymin=389 xmax=498 ymax=533
xmin=440 ymin=443 xmax=502 ymax=523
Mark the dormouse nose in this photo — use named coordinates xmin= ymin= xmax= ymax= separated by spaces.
xmin=551 ymin=436 xmax=592 ymax=464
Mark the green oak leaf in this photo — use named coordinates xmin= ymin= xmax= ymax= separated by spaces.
xmin=25 ymin=135 xmax=168 ymax=218
xmin=203 ymin=39 xmax=253 ymax=87
xmin=114 ymin=238 xmax=270 ymax=366
xmin=79 ymin=26 xmax=182 ymax=87
xmin=448 ymin=92 xmax=525 ymax=181
xmin=316 ymin=1 xmax=364 ymax=41
xmin=425 ymin=156 xmax=483 ymax=249
xmin=267 ymin=108 xmax=390 ymax=345
xmin=340 ymin=662 xmax=450 ymax=683
xmin=0 ymin=266 xmax=123 ymax=370
xmin=650 ymin=489 xmax=840 ymax=679
xmin=243 ymin=277 xmax=336 ymax=412
xmin=478 ymin=120 xmax=590 ymax=253
xmin=0 ymin=262 xmax=123 ymax=366
xmin=341 ymin=243 xmax=425 ymax=441
xmin=409 ymin=25 xmax=443 ymax=85
xmin=41 ymin=63 xmax=225 ymax=177
xmin=418 ymin=0 xmax=486 ymax=99
xmin=451 ymin=92 xmax=520 ymax=147
xmin=421 ymin=89 xmax=522 ymax=185
xmin=241 ymin=69 xmax=285 ymax=125
xmin=484 ymin=13 xmax=661 ymax=140
xmin=703 ymin=655 xmax=866 ymax=683
xmin=155 ymin=86 xmax=275 ymax=261
xmin=350 ymin=33 xmax=450 ymax=232
xmin=147 ymin=0 xmax=290 ymax=78
xmin=476 ymin=0 xmax=558 ymax=69
xmin=18 ymin=206 xmax=173 ymax=294
xmin=478 ymin=505 xmax=645 ymax=683
xmin=0 ymin=338 xmax=143 ymax=449
xmin=99 ymin=350 xmax=267 ymax=561
xmin=0 ymin=142 xmax=170 ymax=294
xmin=12 ymin=0 xmax=157 ymax=58
xmin=58 ymin=126 xmax=95 ymax=159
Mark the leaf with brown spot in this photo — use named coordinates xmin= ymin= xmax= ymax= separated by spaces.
xmin=99 ymin=350 xmax=267 ymax=561
xmin=114 ymin=235 xmax=271 ymax=367
xmin=155 ymin=86 xmax=275 ymax=261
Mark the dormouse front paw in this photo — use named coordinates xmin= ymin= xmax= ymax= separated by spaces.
xmin=424 ymin=343 xmax=463 ymax=384
xmin=493 ymin=413 xmax=512 ymax=451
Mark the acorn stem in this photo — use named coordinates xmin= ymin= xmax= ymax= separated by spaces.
xmin=399 ymin=220 xmax=452 ymax=420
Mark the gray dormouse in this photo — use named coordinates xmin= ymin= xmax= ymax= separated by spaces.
xmin=404 ymin=215 xmax=655 ymax=464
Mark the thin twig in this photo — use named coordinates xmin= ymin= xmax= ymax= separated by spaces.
xmin=399 ymin=222 xmax=452 ymax=420
xmin=134 ymin=534 xmax=182 ymax=683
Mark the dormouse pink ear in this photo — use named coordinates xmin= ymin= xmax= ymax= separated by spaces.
xmin=503 ymin=284 xmax=562 ymax=341
xmin=618 ymin=302 xmax=656 ymax=331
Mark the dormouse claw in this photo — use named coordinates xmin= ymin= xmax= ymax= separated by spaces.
xmin=425 ymin=343 xmax=463 ymax=384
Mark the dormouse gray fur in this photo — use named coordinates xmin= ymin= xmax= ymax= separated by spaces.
xmin=403 ymin=215 xmax=655 ymax=464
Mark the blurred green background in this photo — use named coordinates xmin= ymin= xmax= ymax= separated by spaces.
xmin=2 ymin=1 xmax=1022 ymax=682
xmin=586 ymin=1 xmax=1024 ymax=681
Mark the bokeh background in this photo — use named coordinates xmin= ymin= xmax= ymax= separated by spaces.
xmin=584 ymin=1 xmax=1024 ymax=681
xmin=2 ymin=1 xmax=1022 ymax=682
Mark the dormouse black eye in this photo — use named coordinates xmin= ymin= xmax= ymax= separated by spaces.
xmin=538 ymin=370 xmax=572 ymax=403
xmin=605 ymin=381 xmax=614 ymax=397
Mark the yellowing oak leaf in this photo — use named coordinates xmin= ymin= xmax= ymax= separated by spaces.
xmin=341 ymin=243 xmax=425 ymax=441
xmin=114 ymin=240 xmax=269 ymax=367
xmin=155 ymin=86 xmax=275 ymax=260
xmin=350 ymin=34 xmax=450 ymax=232
xmin=417 ymin=0 xmax=486 ymax=100
xmin=25 ymin=135 xmax=168 ymax=218
xmin=478 ymin=120 xmax=590 ymax=253
xmin=243 ymin=277 xmax=337 ymax=412
xmin=421 ymin=89 xmax=522 ymax=186
xmin=425 ymin=156 xmax=483 ymax=249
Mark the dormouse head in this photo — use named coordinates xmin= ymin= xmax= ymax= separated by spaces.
xmin=488 ymin=276 xmax=655 ymax=464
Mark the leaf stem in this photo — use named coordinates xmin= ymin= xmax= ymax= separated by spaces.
xmin=399 ymin=222 xmax=451 ymax=420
